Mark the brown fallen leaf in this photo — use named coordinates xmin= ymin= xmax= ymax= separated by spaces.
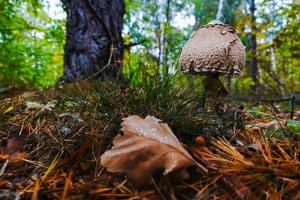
xmin=7 ymin=136 xmax=24 ymax=153
xmin=1 ymin=137 xmax=27 ymax=162
xmin=0 ymin=136 xmax=27 ymax=177
xmin=101 ymin=115 xmax=206 ymax=186
xmin=245 ymin=119 xmax=286 ymax=134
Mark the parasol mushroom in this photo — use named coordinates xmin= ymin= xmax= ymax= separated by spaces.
xmin=179 ymin=20 xmax=245 ymax=112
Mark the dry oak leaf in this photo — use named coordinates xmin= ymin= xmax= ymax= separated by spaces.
xmin=101 ymin=115 xmax=206 ymax=186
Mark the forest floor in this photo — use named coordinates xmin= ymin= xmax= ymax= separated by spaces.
xmin=0 ymin=80 xmax=300 ymax=200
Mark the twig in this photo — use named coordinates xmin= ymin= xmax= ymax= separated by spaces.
xmin=123 ymin=39 xmax=146 ymax=49
xmin=0 ymin=159 xmax=9 ymax=177
xmin=229 ymin=109 xmax=238 ymax=143
xmin=259 ymin=96 xmax=295 ymax=119
xmin=259 ymin=97 xmax=294 ymax=103
xmin=150 ymin=176 xmax=167 ymax=200
xmin=268 ymin=106 xmax=289 ymax=137
xmin=61 ymin=171 xmax=73 ymax=200
xmin=87 ymin=45 xmax=114 ymax=79
xmin=291 ymin=95 xmax=295 ymax=119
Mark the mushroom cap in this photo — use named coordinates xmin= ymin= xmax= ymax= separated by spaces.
xmin=179 ymin=20 xmax=246 ymax=76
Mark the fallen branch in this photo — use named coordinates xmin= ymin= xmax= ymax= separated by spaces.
xmin=123 ymin=39 xmax=146 ymax=49
xmin=259 ymin=96 xmax=295 ymax=119
xmin=0 ymin=87 xmax=12 ymax=94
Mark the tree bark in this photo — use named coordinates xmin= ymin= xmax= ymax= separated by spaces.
xmin=60 ymin=0 xmax=125 ymax=83
xmin=249 ymin=0 xmax=258 ymax=91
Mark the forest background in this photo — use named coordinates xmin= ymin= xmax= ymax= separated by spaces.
xmin=1 ymin=1 xmax=300 ymax=199
xmin=0 ymin=0 xmax=299 ymax=98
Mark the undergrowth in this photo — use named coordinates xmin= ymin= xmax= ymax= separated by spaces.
xmin=56 ymin=76 xmax=210 ymax=143
xmin=0 ymin=76 xmax=299 ymax=199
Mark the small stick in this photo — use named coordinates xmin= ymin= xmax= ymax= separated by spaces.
xmin=291 ymin=95 xmax=295 ymax=119
xmin=259 ymin=96 xmax=295 ymax=118
xmin=0 ymin=160 xmax=9 ymax=177
xmin=270 ymin=100 xmax=279 ymax=113
xmin=259 ymin=97 xmax=294 ymax=103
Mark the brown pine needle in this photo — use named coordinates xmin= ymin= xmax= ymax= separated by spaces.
xmin=61 ymin=171 xmax=73 ymax=200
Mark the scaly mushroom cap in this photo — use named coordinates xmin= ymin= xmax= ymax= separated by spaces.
xmin=179 ymin=20 xmax=246 ymax=76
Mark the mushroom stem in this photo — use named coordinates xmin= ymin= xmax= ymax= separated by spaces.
xmin=203 ymin=73 xmax=228 ymax=112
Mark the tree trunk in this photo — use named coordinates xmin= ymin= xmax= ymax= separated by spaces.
xmin=216 ymin=0 xmax=226 ymax=21
xmin=157 ymin=0 xmax=165 ymax=73
xmin=249 ymin=0 xmax=258 ymax=92
xmin=163 ymin=0 xmax=171 ymax=78
xmin=60 ymin=0 xmax=125 ymax=83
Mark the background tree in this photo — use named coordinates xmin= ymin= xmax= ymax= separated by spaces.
xmin=60 ymin=0 xmax=125 ymax=83
xmin=123 ymin=0 xmax=194 ymax=84
xmin=248 ymin=0 xmax=258 ymax=92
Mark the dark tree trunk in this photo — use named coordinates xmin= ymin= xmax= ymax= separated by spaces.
xmin=249 ymin=0 xmax=258 ymax=92
xmin=60 ymin=0 xmax=125 ymax=83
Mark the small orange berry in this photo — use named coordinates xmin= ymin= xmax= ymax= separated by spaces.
xmin=195 ymin=136 xmax=205 ymax=145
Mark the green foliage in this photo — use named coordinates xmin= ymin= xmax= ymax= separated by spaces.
xmin=123 ymin=0 xmax=194 ymax=84
xmin=287 ymin=120 xmax=300 ymax=133
xmin=194 ymin=0 xmax=218 ymax=25
xmin=236 ymin=1 xmax=300 ymax=95
xmin=0 ymin=0 xmax=64 ymax=88
xmin=232 ymin=76 xmax=256 ymax=94
xmin=193 ymin=0 xmax=242 ymax=25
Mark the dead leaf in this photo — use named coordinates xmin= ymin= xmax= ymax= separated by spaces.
xmin=101 ymin=115 xmax=206 ymax=186
xmin=276 ymin=112 xmax=290 ymax=119
xmin=25 ymin=100 xmax=57 ymax=111
xmin=1 ymin=137 xmax=27 ymax=162
xmin=0 ymin=137 xmax=27 ymax=177
xmin=59 ymin=113 xmax=84 ymax=122
xmin=7 ymin=136 xmax=24 ymax=152
xmin=293 ymin=111 xmax=300 ymax=120
xmin=246 ymin=119 xmax=286 ymax=133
